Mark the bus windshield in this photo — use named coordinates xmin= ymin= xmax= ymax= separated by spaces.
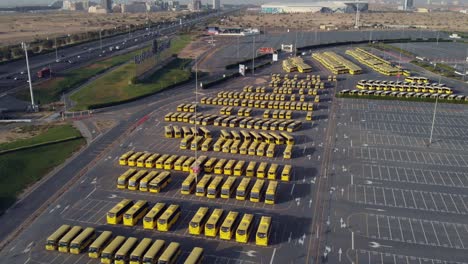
xmin=206 ymin=223 xmax=214 ymax=229
xmin=237 ymin=190 xmax=245 ymax=196
xmin=190 ymin=222 xmax=199 ymax=228
xmin=237 ymin=230 xmax=246 ymax=235
xmin=265 ymin=194 xmax=274 ymax=201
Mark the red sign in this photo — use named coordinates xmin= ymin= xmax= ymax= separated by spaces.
xmin=258 ymin=47 xmax=275 ymax=54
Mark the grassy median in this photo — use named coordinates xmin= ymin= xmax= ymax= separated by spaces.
xmin=0 ymin=124 xmax=85 ymax=214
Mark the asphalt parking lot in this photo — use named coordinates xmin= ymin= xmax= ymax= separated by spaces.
xmin=0 ymin=53 xmax=337 ymax=263
xmin=327 ymin=97 xmax=468 ymax=263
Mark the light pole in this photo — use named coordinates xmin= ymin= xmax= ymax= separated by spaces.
xmin=54 ymin=37 xmax=58 ymax=62
xmin=252 ymin=36 xmax=255 ymax=75
xmin=428 ymin=95 xmax=438 ymax=145
xmin=21 ymin=42 xmax=35 ymax=110
xmin=99 ymin=29 xmax=103 ymax=51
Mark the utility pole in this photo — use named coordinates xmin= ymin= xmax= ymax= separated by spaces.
xmin=237 ymin=36 xmax=239 ymax=58
xmin=54 ymin=37 xmax=58 ymax=62
xmin=22 ymin=42 xmax=36 ymax=111
xmin=354 ymin=3 xmax=360 ymax=29
xmin=428 ymin=96 xmax=438 ymax=145
xmin=252 ymin=36 xmax=256 ymax=76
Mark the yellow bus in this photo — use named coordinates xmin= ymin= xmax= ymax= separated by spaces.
xmin=283 ymin=145 xmax=292 ymax=159
xmin=204 ymin=209 xmax=224 ymax=237
xmin=250 ymin=131 xmax=263 ymax=143
xmin=236 ymin=178 xmax=251 ymax=200
xmin=250 ymin=179 xmax=265 ymax=203
xmin=145 ymin=153 xmax=160 ymax=168
xmin=157 ymin=204 xmax=181 ymax=232
xmin=46 ymin=224 xmax=71 ymax=251
xmin=181 ymin=174 xmax=197 ymax=195
xmin=184 ymin=247 xmax=204 ymax=264
xmin=128 ymin=170 xmax=147 ymax=191
xmin=239 ymin=141 xmax=250 ymax=155
xmin=233 ymin=160 xmax=245 ymax=176
xmin=257 ymin=162 xmax=268 ymax=178
xmin=158 ymin=242 xmax=181 ymax=264
xmin=174 ymin=156 xmax=188 ymax=171
xmin=269 ymin=132 xmax=284 ymax=145
xmin=117 ymin=169 xmax=137 ymax=189
xmin=101 ymin=236 xmax=126 ymax=264
xmin=189 ymin=207 xmax=209 ymax=235
xmin=190 ymin=136 xmax=204 ymax=151
xmin=266 ymin=144 xmax=275 ymax=158
xmin=137 ymin=153 xmax=152 ymax=167
xmin=196 ymin=174 xmax=212 ymax=197
xmin=173 ymin=126 xmax=182 ymax=138
xmin=163 ymin=155 xmax=178 ymax=170
xmin=123 ymin=200 xmax=149 ymax=226
xmin=222 ymin=139 xmax=233 ymax=153
xmin=70 ymin=227 xmax=96 ymax=254
xmin=246 ymin=161 xmax=257 ymax=177
xmin=230 ymin=140 xmax=241 ymax=154
xmin=219 ymin=211 xmax=240 ymax=240
xmin=260 ymin=132 xmax=274 ymax=144
xmin=214 ymin=159 xmax=227 ymax=174
xmin=182 ymin=157 xmax=196 ymax=172
xmin=256 ymin=142 xmax=267 ymax=157
xmin=268 ymin=164 xmax=278 ymax=180
xmin=143 ymin=203 xmax=166 ymax=229
xmin=287 ymin=121 xmax=302 ymax=132
xmin=114 ymin=237 xmax=138 ymax=264
xmin=149 ymin=171 xmax=171 ymax=193
xmin=142 ymin=240 xmax=165 ymax=264
xmin=201 ymin=138 xmax=213 ymax=151
xmin=203 ymin=157 xmax=217 ymax=173
xmin=127 ymin=152 xmax=144 ymax=167
xmin=139 ymin=171 xmax=159 ymax=192
xmin=231 ymin=131 xmax=241 ymax=141
xmin=119 ymin=151 xmax=135 ymax=166
xmin=220 ymin=129 xmax=232 ymax=140
xmin=129 ymin=238 xmax=152 ymax=264
xmin=280 ymin=132 xmax=294 ymax=145
xmin=58 ymin=226 xmax=83 ymax=252
xmin=256 ymin=216 xmax=272 ymax=246
xmin=265 ymin=181 xmax=278 ymax=204
xmin=155 ymin=154 xmax=170 ymax=169
xmin=207 ymin=175 xmax=224 ymax=199
xmin=181 ymin=126 xmax=191 ymax=137
xmin=281 ymin=165 xmax=291 ymax=181
xmin=220 ymin=176 xmax=237 ymax=199
xmin=248 ymin=141 xmax=258 ymax=156
xmin=180 ymin=135 xmax=194 ymax=150
xmin=240 ymin=130 xmax=251 ymax=142
xmin=107 ymin=199 xmax=134 ymax=225
xmin=213 ymin=138 xmax=225 ymax=152
xmin=224 ymin=159 xmax=236 ymax=175
xmin=236 ymin=214 xmax=254 ymax=243
xmin=88 ymin=231 xmax=112 ymax=258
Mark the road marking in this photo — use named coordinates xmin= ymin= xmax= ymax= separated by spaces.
xmin=269 ymin=248 xmax=277 ymax=264
xmin=22 ymin=242 xmax=33 ymax=253
xmin=84 ymin=186 xmax=97 ymax=199
xmin=60 ymin=205 xmax=70 ymax=215
xmin=290 ymin=184 xmax=295 ymax=195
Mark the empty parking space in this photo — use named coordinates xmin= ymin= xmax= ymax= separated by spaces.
xmin=361 ymin=164 xmax=468 ymax=188
xmin=360 ymin=133 xmax=468 ymax=151
xmin=355 ymin=249 xmax=468 ymax=264
xmin=356 ymin=122 xmax=468 ymax=139
xmin=359 ymin=112 xmax=468 ymax=127
xmin=350 ymin=185 xmax=468 ymax=215
xmin=364 ymin=214 xmax=468 ymax=249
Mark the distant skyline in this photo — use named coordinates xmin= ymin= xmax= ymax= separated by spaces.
xmin=0 ymin=0 xmax=263 ymax=8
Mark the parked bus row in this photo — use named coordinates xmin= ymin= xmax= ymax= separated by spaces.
xmin=107 ymin=199 xmax=181 ymax=231
xmin=270 ymin=79 xmax=326 ymax=89
xmin=201 ymin=96 xmax=315 ymax=112
xmin=219 ymin=107 xmax=253 ymax=117
xmin=345 ymin=48 xmax=401 ymax=76
xmin=356 ymin=79 xmax=453 ymax=94
xmin=216 ymin=90 xmax=315 ymax=103
xmin=46 ymin=224 xmax=203 ymax=264
xmin=164 ymin=125 xmax=211 ymax=139
xmin=312 ymin=51 xmax=362 ymax=75
xmin=183 ymin=173 xmax=279 ymax=204
xmin=117 ymin=168 xmax=173 ymax=192
xmin=339 ymin=89 xmax=468 ymax=101
xmin=188 ymin=208 xmax=273 ymax=246
xmin=206 ymin=138 xmax=291 ymax=158
xmin=165 ymin=112 xmax=304 ymax=133
xmin=262 ymin=109 xmax=294 ymax=119
xmin=271 ymin=73 xmax=330 ymax=82
xmin=176 ymin=103 xmax=197 ymax=113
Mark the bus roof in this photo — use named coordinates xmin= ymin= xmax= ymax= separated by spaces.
xmin=102 ymin=236 xmax=126 ymax=255
xmin=47 ymin=224 xmax=71 ymax=242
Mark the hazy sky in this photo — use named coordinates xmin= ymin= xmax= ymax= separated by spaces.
xmin=0 ymin=0 xmax=264 ymax=8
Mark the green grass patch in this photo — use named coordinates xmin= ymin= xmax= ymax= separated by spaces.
xmin=336 ymin=93 xmax=468 ymax=105
xmin=0 ymin=138 xmax=85 ymax=213
xmin=70 ymin=58 xmax=193 ymax=110
xmin=0 ymin=124 xmax=81 ymax=152
xmin=15 ymin=47 xmax=151 ymax=104
xmin=411 ymin=60 xmax=461 ymax=79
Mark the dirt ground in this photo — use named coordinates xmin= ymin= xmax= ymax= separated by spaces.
xmin=0 ymin=123 xmax=62 ymax=144
xmin=218 ymin=11 xmax=468 ymax=32
xmin=0 ymin=11 xmax=181 ymax=45
xmin=178 ymin=35 xmax=215 ymax=59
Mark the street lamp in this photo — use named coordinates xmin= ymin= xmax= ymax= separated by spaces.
xmin=21 ymin=42 xmax=36 ymax=111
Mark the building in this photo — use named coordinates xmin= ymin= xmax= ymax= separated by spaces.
xmin=101 ymin=0 xmax=112 ymax=12
xmin=168 ymin=1 xmax=180 ymax=11
xmin=88 ymin=5 xmax=108 ymax=13
xmin=404 ymin=0 xmax=414 ymax=10
xmin=121 ymin=2 xmax=147 ymax=13
xmin=261 ymin=1 xmax=369 ymax=14
xmin=190 ymin=0 xmax=202 ymax=11
xmin=213 ymin=0 xmax=221 ymax=9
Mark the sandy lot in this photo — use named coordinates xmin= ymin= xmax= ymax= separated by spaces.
xmin=218 ymin=11 xmax=468 ymax=32
xmin=0 ymin=11 xmax=182 ymax=46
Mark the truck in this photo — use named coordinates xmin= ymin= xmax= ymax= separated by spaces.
xmin=37 ymin=68 xmax=50 ymax=78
